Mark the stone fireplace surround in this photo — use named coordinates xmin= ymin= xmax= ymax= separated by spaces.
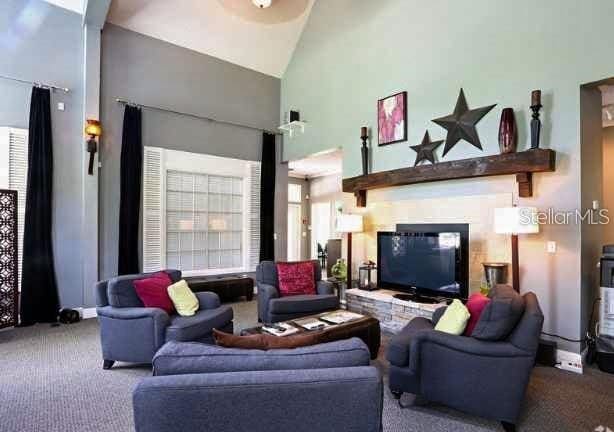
xmin=346 ymin=288 xmax=445 ymax=333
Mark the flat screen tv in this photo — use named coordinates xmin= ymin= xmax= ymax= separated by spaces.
xmin=377 ymin=224 xmax=469 ymax=299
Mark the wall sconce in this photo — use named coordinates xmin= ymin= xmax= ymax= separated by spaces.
xmin=84 ymin=119 xmax=102 ymax=175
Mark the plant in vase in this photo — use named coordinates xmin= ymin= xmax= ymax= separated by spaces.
xmin=331 ymin=258 xmax=347 ymax=282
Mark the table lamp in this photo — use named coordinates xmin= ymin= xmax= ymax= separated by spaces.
xmin=494 ymin=207 xmax=539 ymax=292
xmin=335 ymin=214 xmax=363 ymax=286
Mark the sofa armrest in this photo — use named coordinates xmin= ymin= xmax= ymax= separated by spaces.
xmin=195 ymin=291 xmax=221 ymax=310
xmin=408 ymin=331 xmax=531 ymax=373
xmin=316 ymin=280 xmax=335 ymax=295
xmin=133 ymin=367 xmax=382 ymax=432
xmin=257 ymin=282 xmax=278 ymax=322
xmin=97 ymin=306 xmax=169 ymax=323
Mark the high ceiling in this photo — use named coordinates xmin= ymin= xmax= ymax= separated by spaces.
xmin=289 ymin=148 xmax=343 ymax=179
xmin=106 ymin=0 xmax=315 ymax=78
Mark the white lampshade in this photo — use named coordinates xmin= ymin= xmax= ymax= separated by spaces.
xmin=494 ymin=207 xmax=539 ymax=235
xmin=336 ymin=214 xmax=363 ymax=233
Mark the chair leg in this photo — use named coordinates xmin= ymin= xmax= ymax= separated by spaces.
xmin=103 ymin=360 xmax=115 ymax=370
xmin=501 ymin=421 xmax=516 ymax=432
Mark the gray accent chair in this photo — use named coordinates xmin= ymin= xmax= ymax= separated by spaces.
xmin=95 ymin=270 xmax=233 ymax=369
xmin=386 ymin=289 xmax=543 ymax=432
xmin=256 ymin=260 xmax=339 ymax=323
xmin=133 ymin=338 xmax=383 ymax=432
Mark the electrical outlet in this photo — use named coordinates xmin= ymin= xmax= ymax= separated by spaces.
xmin=57 ymin=102 xmax=65 ymax=111
xmin=556 ymin=360 xmax=583 ymax=374
xmin=547 ymin=241 xmax=557 ymax=253
xmin=555 ymin=350 xmax=583 ymax=374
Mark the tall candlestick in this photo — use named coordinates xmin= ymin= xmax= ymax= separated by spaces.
xmin=361 ymin=127 xmax=369 ymax=176
xmin=530 ymin=90 xmax=543 ymax=149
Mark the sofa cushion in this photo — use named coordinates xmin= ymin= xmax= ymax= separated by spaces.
xmin=386 ymin=317 xmax=434 ymax=367
xmin=107 ymin=270 xmax=181 ymax=308
xmin=277 ymin=261 xmax=316 ymax=296
xmin=152 ymin=337 xmax=370 ymax=376
xmin=167 ymin=279 xmax=199 ymax=316
xmin=133 ymin=272 xmax=175 ymax=314
xmin=269 ymin=294 xmax=338 ymax=314
xmin=434 ymin=299 xmax=470 ymax=335
xmin=165 ymin=305 xmax=233 ymax=342
xmin=472 ymin=285 xmax=525 ymax=341
xmin=464 ymin=293 xmax=491 ymax=336
xmin=213 ymin=328 xmax=323 ymax=350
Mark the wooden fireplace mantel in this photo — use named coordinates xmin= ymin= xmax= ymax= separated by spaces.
xmin=342 ymin=149 xmax=556 ymax=207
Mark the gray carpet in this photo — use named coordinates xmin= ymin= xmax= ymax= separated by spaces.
xmin=1 ymin=299 xmax=613 ymax=432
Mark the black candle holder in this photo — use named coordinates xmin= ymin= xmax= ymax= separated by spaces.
xmin=361 ymin=132 xmax=369 ymax=176
xmin=530 ymin=104 xmax=542 ymax=149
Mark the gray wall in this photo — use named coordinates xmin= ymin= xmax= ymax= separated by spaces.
xmin=100 ymin=24 xmax=284 ymax=281
xmin=0 ymin=0 xmax=86 ymax=308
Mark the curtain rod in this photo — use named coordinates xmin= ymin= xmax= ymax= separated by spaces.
xmin=116 ymin=98 xmax=282 ymax=136
xmin=0 ymin=74 xmax=70 ymax=93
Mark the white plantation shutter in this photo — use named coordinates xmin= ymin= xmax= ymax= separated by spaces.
xmin=142 ymin=147 xmax=163 ymax=272
xmin=249 ymin=162 xmax=261 ymax=270
xmin=0 ymin=128 xmax=28 ymax=289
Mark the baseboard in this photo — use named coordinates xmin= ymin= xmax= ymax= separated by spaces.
xmin=77 ymin=307 xmax=97 ymax=320
xmin=555 ymin=349 xmax=584 ymax=374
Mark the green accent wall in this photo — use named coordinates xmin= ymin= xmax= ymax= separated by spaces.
xmin=281 ymin=0 xmax=614 ymax=352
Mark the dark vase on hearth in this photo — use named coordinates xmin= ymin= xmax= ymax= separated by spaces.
xmin=498 ymin=108 xmax=517 ymax=154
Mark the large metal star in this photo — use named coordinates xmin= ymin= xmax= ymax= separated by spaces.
xmin=410 ymin=131 xmax=443 ymax=166
xmin=432 ymin=88 xmax=496 ymax=157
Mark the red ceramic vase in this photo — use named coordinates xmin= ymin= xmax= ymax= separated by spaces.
xmin=498 ymin=108 xmax=517 ymax=154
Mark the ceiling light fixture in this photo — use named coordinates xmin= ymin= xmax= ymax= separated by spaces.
xmin=252 ymin=0 xmax=272 ymax=8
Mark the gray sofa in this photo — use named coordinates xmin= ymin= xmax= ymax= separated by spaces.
xmin=95 ymin=270 xmax=233 ymax=369
xmin=256 ymin=260 xmax=339 ymax=323
xmin=133 ymin=338 xmax=383 ymax=432
xmin=386 ymin=287 xmax=543 ymax=432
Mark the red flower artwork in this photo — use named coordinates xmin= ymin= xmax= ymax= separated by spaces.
xmin=378 ymin=92 xmax=407 ymax=145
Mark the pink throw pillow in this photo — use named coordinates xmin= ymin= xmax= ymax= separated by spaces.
xmin=464 ymin=293 xmax=491 ymax=336
xmin=133 ymin=271 xmax=175 ymax=314
xmin=276 ymin=261 xmax=316 ymax=297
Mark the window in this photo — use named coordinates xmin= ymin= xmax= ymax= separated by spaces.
xmin=288 ymin=183 xmax=302 ymax=203
xmin=0 ymin=127 xmax=28 ymax=288
xmin=142 ymin=147 xmax=260 ymax=275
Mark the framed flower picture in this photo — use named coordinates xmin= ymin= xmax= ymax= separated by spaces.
xmin=378 ymin=91 xmax=407 ymax=146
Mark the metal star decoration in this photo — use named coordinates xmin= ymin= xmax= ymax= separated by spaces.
xmin=432 ymin=88 xmax=496 ymax=156
xmin=410 ymin=131 xmax=443 ymax=166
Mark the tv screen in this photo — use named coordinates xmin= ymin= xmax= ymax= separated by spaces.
xmin=377 ymin=232 xmax=462 ymax=296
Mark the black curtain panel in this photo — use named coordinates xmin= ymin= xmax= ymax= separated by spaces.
xmin=259 ymin=132 xmax=276 ymax=262
xmin=117 ymin=105 xmax=143 ymax=275
xmin=19 ymin=87 xmax=59 ymax=325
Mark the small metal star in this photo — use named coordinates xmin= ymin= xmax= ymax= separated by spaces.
xmin=410 ymin=131 xmax=444 ymax=166
xmin=432 ymin=88 xmax=496 ymax=157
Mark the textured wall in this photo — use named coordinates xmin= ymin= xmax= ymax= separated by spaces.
xmin=0 ymin=0 xmax=85 ymax=308
xmin=281 ymin=0 xmax=614 ymax=351
xmin=100 ymin=24 xmax=283 ymax=282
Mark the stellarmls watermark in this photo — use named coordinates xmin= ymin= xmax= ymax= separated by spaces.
xmin=519 ymin=207 xmax=610 ymax=226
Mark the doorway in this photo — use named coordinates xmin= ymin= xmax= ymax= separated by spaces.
xmin=287 ymin=148 xmax=343 ymax=271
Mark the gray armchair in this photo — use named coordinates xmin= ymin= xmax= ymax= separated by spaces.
xmin=256 ymin=260 xmax=339 ymax=323
xmin=95 ymin=270 xmax=233 ymax=369
xmin=133 ymin=338 xmax=383 ymax=432
xmin=387 ymin=288 xmax=543 ymax=432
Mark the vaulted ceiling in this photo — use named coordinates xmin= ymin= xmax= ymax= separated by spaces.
xmin=105 ymin=0 xmax=315 ymax=78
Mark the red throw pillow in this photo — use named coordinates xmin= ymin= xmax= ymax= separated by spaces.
xmin=276 ymin=261 xmax=316 ymax=296
xmin=133 ymin=271 xmax=175 ymax=314
xmin=464 ymin=293 xmax=491 ymax=336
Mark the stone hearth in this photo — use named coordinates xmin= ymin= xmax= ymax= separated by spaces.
xmin=346 ymin=288 xmax=446 ymax=333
